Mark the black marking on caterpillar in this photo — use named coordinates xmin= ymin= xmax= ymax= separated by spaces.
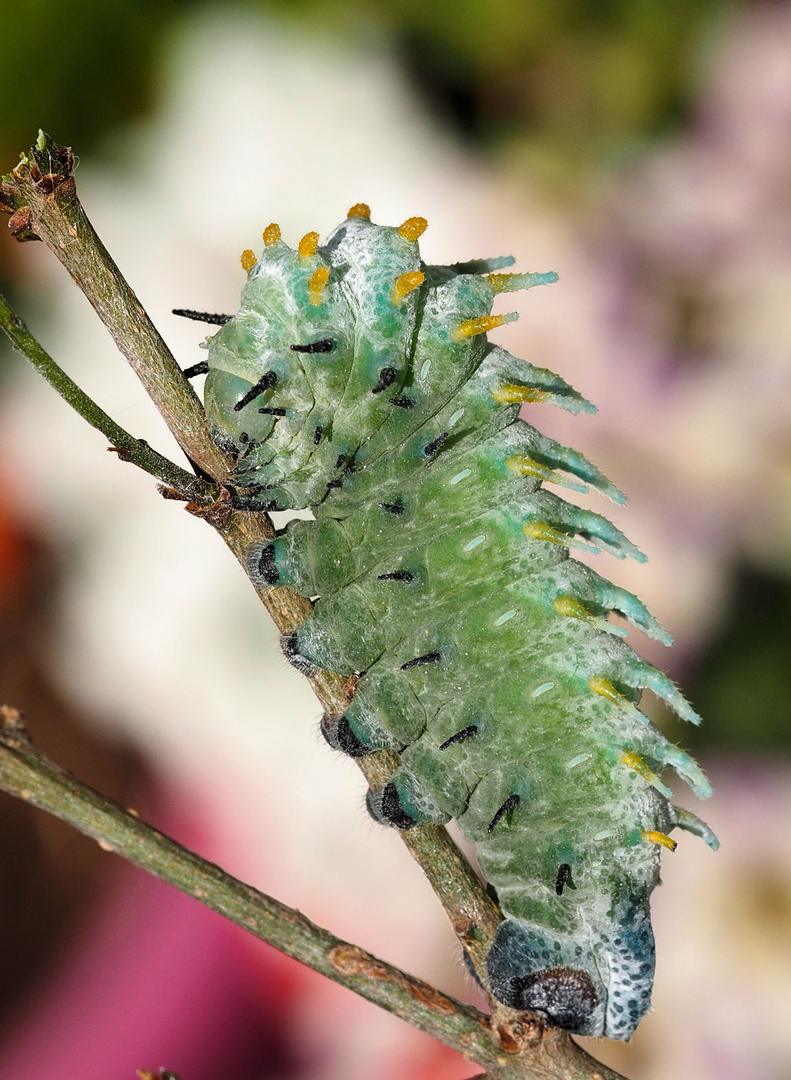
xmin=400 ymin=651 xmax=441 ymax=670
xmin=233 ymin=371 xmax=276 ymax=412
xmin=439 ymin=724 xmax=478 ymax=750
xmin=200 ymin=209 xmax=714 ymax=1041
xmin=556 ymin=863 xmax=574 ymax=896
xmin=259 ymin=407 xmax=286 ymax=416
xmin=172 ymin=308 xmax=231 ymax=326
xmin=371 ymin=367 xmax=397 ymax=394
xmin=423 ymin=432 xmax=449 ymax=456
xmin=488 ymin=793 xmax=520 ymax=833
xmin=290 ymin=338 xmax=334 ymax=353
xmin=314 ymin=425 xmax=323 ymax=445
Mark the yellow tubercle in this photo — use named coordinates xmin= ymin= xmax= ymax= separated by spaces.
xmin=589 ymin=676 xmax=647 ymax=719
xmin=620 ymin=751 xmax=671 ymax=797
xmin=589 ymin=675 xmax=627 ymax=707
xmin=456 ymin=312 xmax=518 ymax=341
xmin=309 ymin=265 xmax=330 ymax=306
xmin=486 ymin=273 xmax=519 ymax=293
xmin=642 ymin=830 xmax=677 ymax=852
xmin=263 ymin=223 xmax=281 ymax=246
xmin=522 ymin=521 xmax=600 ymax=556
xmin=398 ymin=216 xmax=428 ymax=242
xmin=347 ymin=202 xmax=371 ymax=219
xmin=522 ymin=521 xmax=570 ymax=546
xmin=492 ymin=383 xmax=550 ymax=405
xmin=554 ymin=596 xmax=593 ymax=621
xmin=298 ymin=231 xmax=319 ymax=258
xmin=506 ymin=455 xmax=590 ymax=496
xmin=507 ymin=455 xmax=552 ymax=481
xmin=392 ymin=270 xmax=425 ymax=306
xmin=555 ymin=604 xmax=628 ymax=641
xmin=240 ymin=249 xmax=257 ymax=272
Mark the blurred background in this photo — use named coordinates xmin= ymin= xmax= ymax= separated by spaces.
xmin=0 ymin=2 xmax=789 ymax=1078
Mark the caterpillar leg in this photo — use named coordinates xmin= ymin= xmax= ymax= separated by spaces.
xmin=320 ymin=714 xmax=374 ymax=758
xmin=366 ymin=765 xmax=451 ymax=829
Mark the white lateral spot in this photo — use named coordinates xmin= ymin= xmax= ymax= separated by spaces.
xmin=420 ymin=359 xmax=431 ymax=381
xmin=464 ymin=535 xmax=485 ymax=552
xmin=450 ymin=469 xmax=472 ymax=486
xmin=495 ymin=610 xmax=517 ymax=626
xmin=593 ymin=829 xmax=617 ymax=842
xmin=566 ymin=753 xmax=592 ymax=770
xmin=531 ymin=682 xmax=554 ymax=699
xmin=448 ymin=408 xmax=465 ymax=428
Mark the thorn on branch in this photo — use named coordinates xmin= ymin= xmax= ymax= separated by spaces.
xmin=0 ymin=704 xmax=28 ymax=739
xmin=157 ymin=485 xmax=190 ymax=501
xmin=185 ymin=486 xmax=234 ymax=527
xmin=7 ymin=205 xmax=40 ymax=242
xmin=495 ymin=1014 xmax=546 ymax=1054
xmin=25 ymin=131 xmax=75 ymax=194
xmin=0 ymin=181 xmax=23 ymax=214
xmin=107 ymin=438 xmax=152 ymax=464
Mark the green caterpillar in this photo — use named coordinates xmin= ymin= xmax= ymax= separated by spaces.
xmin=191 ymin=205 xmax=717 ymax=1039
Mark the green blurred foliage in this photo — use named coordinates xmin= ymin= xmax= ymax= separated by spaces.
xmin=272 ymin=0 xmax=736 ymax=188
xmin=0 ymin=0 xmax=187 ymax=166
xmin=687 ymin=570 xmax=791 ymax=754
xmin=0 ymin=0 xmax=738 ymax=196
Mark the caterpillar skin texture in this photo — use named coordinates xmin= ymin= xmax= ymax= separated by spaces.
xmin=203 ymin=208 xmax=717 ymax=1040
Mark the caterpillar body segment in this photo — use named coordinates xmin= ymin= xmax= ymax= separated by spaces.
xmin=203 ymin=209 xmax=713 ymax=1040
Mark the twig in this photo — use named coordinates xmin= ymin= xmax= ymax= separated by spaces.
xmin=0 ymin=131 xmax=229 ymax=482
xmin=0 ymin=291 xmax=216 ymax=503
xmin=0 ymin=706 xmax=624 ymax=1080
xmin=0 ymin=133 xmax=627 ymax=1080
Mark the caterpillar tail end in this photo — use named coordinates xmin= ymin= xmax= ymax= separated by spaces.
xmin=486 ymin=921 xmax=604 ymax=1035
xmin=486 ymin=910 xmax=655 ymax=1039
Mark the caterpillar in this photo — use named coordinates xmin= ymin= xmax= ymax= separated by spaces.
xmin=191 ymin=205 xmax=717 ymax=1040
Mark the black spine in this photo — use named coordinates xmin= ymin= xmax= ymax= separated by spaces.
xmin=182 ymin=360 xmax=209 ymax=378
xmin=556 ymin=863 xmax=573 ymax=896
xmin=233 ymin=371 xmax=277 ymax=412
xmin=290 ymin=338 xmax=334 ymax=353
xmin=439 ymin=724 xmax=478 ymax=750
xmin=488 ymin=793 xmax=520 ymax=834
xmin=172 ymin=308 xmax=232 ymax=326
xmin=424 ymin=432 xmax=450 ymax=456
xmin=371 ymin=367 xmax=397 ymax=394
xmin=400 ymin=651 xmax=441 ymax=670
